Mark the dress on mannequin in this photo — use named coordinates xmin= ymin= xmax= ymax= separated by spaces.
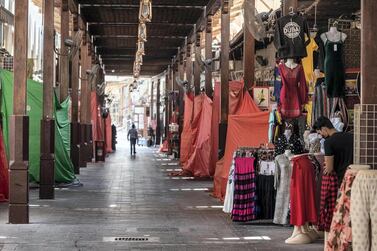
xmin=278 ymin=62 xmax=308 ymax=118
xmin=274 ymin=151 xmax=293 ymax=225
xmin=274 ymin=131 xmax=304 ymax=157
xmin=223 ymin=153 xmax=236 ymax=213
xmin=321 ymin=27 xmax=347 ymax=98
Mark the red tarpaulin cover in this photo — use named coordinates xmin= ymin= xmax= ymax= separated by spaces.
xmin=180 ymin=94 xmax=194 ymax=166
xmin=105 ymin=114 xmax=113 ymax=153
xmin=0 ymin=126 xmax=9 ymax=202
xmin=183 ymin=94 xmax=213 ymax=177
xmin=160 ymin=140 xmax=169 ymax=152
xmin=213 ymin=92 xmax=269 ymax=200
xmin=91 ymin=91 xmax=104 ymax=142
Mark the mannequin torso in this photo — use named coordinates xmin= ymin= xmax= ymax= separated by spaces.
xmin=321 ymin=26 xmax=347 ymax=43
xmin=285 ymin=58 xmax=298 ymax=69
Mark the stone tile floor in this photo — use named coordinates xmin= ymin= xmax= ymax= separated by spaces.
xmin=0 ymin=133 xmax=323 ymax=250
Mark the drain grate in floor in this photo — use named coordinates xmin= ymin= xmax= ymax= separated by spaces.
xmin=103 ymin=237 xmax=160 ymax=243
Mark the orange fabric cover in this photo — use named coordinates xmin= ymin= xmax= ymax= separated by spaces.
xmin=105 ymin=114 xmax=113 ymax=153
xmin=183 ymin=94 xmax=213 ymax=177
xmin=213 ymin=92 xmax=269 ymax=199
xmin=0 ymin=127 xmax=9 ymax=202
xmin=160 ymin=140 xmax=169 ymax=152
xmin=179 ymin=94 xmax=194 ymax=166
xmin=91 ymin=91 xmax=104 ymax=141
xmin=229 ymin=81 xmax=244 ymax=115
xmin=210 ymin=83 xmax=220 ymax=176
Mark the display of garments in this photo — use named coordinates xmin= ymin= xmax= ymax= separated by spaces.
xmin=278 ymin=64 xmax=308 ymax=118
xmin=223 ymin=153 xmax=236 ymax=213
xmin=318 ymin=174 xmax=338 ymax=232
xmin=259 ymin=161 xmax=276 ymax=175
xmin=273 ymin=154 xmax=292 ymax=225
xmin=312 ymin=78 xmax=330 ymax=124
xmin=274 ymin=14 xmax=310 ymax=59
xmin=324 ymin=34 xmax=346 ymax=98
xmin=273 ymin=66 xmax=282 ymax=104
xmin=329 ymin=97 xmax=349 ymax=131
xmin=290 ymin=155 xmax=318 ymax=226
xmin=304 ymin=101 xmax=313 ymax=127
xmin=268 ymin=111 xmax=275 ymax=143
xmin=256 ymin=175 xmax=276 ymax=220
xmin=314 ymin=34 xmax=325 ymax=72
xmin=308 ymin=133 xmax=321 ymax=154
xmin=350 ymin=170 xmax=377 ymax=251
xmin=231 ymin=157 xmax=257 ymax=222
xmin=302 ymin=37 xmax=319 ymax=84
xmin=274 ymin=134 xmax=304 ymax=157
xmin=330 ymin=117 xmax=344 ymax=132
xmin=327 ymin=169 xmax=359 ymax=251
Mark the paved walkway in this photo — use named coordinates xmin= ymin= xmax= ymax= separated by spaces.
xmin=0 ymin=132 xmax=323 ymax=250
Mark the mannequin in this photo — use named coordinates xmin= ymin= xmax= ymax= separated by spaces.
xmin=321 ymin=25 xmax=347 ymax=44
xmin=285 ymin=58 xmax=298 ymax=69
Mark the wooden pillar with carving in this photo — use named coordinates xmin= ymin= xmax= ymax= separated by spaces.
xmin=40 ymin=0 xmax=55 ymax=200
xmin=8 ymin=0 xmax=29 ymax=223
xmin=205 ymin=14 xmax=213 ymax=98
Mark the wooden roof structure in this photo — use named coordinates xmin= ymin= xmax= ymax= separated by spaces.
xmin=78 ymin=0 xmax=221 ymax=76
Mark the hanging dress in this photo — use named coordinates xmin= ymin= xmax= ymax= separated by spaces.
xmin=278 ymin=63 xmax=308 ymax=119
xmin=324 ymin=34 xmax=345 ymax=98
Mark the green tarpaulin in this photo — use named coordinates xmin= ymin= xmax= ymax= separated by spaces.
xmin=0 ymin=69 xmax=76 ymax=183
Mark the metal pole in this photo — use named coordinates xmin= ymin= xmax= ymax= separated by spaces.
xmin=79 ymin=39 xmax=88 ymax=167
xmin=9 ymin=0 xmax=29 ymax=224
xmin=40 ymin=0 xmax=55 ymax=200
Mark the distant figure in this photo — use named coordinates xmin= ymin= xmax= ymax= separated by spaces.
xmin=127 ymin=124 xmax=138 ymax=155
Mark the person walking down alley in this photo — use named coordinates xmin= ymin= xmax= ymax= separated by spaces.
xmin=127 ymin=124 xmax=139 ymax=156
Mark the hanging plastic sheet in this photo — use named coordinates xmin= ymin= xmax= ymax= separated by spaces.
xmin=213 ymin=92 xmax=269 ymax=200
xmin=179 ymin=94 xmax=194 ymax=166
xmin=183 ymin=94 xmax=213 ymax=177
xmin=0 ymin=70 xmax=76 ymax=183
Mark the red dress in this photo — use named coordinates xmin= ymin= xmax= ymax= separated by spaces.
xmin=278 ymin=64 xmax=308 ymax=118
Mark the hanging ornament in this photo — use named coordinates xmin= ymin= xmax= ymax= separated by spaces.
xmin=139 ymin=0 xmax=152 ymax=22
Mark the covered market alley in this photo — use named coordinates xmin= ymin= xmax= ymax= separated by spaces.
xmin=0 ymin=0 xmax=377 ymax=250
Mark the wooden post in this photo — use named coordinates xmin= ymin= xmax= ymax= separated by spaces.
xmin=220 ymin=0 xmax=230 ymax=122
xmin=9 ymin=0 xmax=29 ymax=224
xmin=219 ymin=0 xmax=230 ymax=158
xmin=150 ymin=81 xmax=154 ymax=122
xmin=60 ymin=0 xmax=70 ymax=102
xmin=194 ymin=31 xmax=201 ymax=95
xmin=70 ymin=13 xmax=81 ymax=174
xmin=156 ymin=79 xmax=161 ymax=145
xmin=205 ymin=15 xmax=213 ymax=98
xmin=243 ymin=0 xmax=255 ymax=92
xmin=86 ymin=49 xmax=93 ymax=162
xmin=361 ymin=0 xmax=377 ymax=104
xmin=40 ymin=0 xmax=55 ymax=200
xmin=79 ymin=37 xmax=89 ymax=167
xmin=185 ymin=42 xmax=193 ymax=89
xmin=165 ymin=68 xmax=170 ymax=139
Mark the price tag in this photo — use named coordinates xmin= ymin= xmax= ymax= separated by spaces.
xmin=334 ymin=44 xmax=338 ymax=52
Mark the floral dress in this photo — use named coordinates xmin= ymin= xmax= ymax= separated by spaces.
xmin=326 ymin=169 xmax=359 ymax=251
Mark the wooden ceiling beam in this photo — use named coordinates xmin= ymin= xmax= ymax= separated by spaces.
xmin=93 ymin=35 xmax=186 ymax=39
xmin=80 ymin=4 xmax=204 ymax=9
xmin=88 ymin=22 xmax=194 ymax=27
